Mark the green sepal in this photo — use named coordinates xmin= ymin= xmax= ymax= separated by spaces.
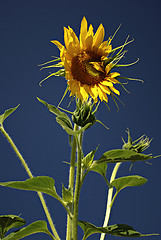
xmin=111 ymin=175 xmax=147 ymax=192
xmin=78 ymin=220 xmax=158 ymax=239
xmin=0 ymin=105 xmax=20 ymax=126
xmin=2 ymin=220 xmax=55 ymax=240
xmin=62 ymin=184 xmax=73 ymax=204
xmin=98 ymin=149 xmax=155 ymax=164
xmin=0 ymin=215 xmax=26 ymax=239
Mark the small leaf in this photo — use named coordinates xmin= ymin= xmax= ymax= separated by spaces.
xmin=2 ymin=220 xmax=55 ymax=240
xmin=78 ymin=220 xmax=158 ymax=239
xmin=82 ymin=147 xmax=98 ymax=169
xmin=111 ymin=175 xmax=148 ymax=192
xmin=56 ymin=118 xmax=92 ymax=136
xmin=37 ymin=97 xmax=73 ymax=130
xmin=0 ymin=176 xmax=59 ymax=200
xmin=62 ymin=184 xmax=73 ymax=204
xmin=56 ymin=116 xmax=74 ymax=134
xmin=0 ymin=215 xmax=26 ymax=238
xmin=98 ymin=149 xmax=154 ymax=164
xmin=0 ymin=105 xmax=20 ymax=126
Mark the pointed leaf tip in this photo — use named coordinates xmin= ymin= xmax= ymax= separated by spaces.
xmin=0 ymin=105 xmax=20 ymax=126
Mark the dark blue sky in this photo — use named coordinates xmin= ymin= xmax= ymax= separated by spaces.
xmin=0 ymin=0 xmax=161 ymax=239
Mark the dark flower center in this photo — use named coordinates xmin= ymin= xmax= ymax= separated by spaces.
xmin=71 ymin=51 xmax=106 ymax=86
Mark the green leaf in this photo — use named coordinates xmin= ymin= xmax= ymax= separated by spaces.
xmin=37 ymin=97 xmax=73 ymax=130
xmin=111 ymin=175 xmax=147 ymax=192
xmin=0 ymin=215 xmax=26 ymax=238
xmin=0 ymin=176 xmax=59 ymax=200
xmin=98 ymin=149 xmax=154 ymax=164
xmin=89 ymin=162 xmax=107 ymax=181
xmin=78 ymin=221 xmax=158 ymax=239
xmin=2 ymin=220 xmax=55 ymax=240
xmin=82 ymin=147 xmax=98 ymax=169
xmin=0 ymin=177 xmax=80 ymax=218
xmin=62 ymin=184 xmax=73 ymax=204
xmin=0 ymin=105 xmax=20 ymax=126
xmin=56 ymin=117 xmax=92 ymax=135
xmin=37 ymin=98 xmax=92 ymax=135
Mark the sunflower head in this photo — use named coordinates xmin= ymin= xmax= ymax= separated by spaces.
xmin=50 ymin=17 xmax=122 ymax=103
xmin=40 ymin=17 xmax=139 ymax=105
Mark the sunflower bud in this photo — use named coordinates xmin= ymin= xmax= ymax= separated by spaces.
xmin=72 ymin=99 xmax=97 ymax=127
xmin=122 ymin=129 xmax=152 ymax=153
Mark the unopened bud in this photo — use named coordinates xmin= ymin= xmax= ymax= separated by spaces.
xmin=122 ymin=129 xmax=152 ymax=153
xmin=72 ymin=99 xmax=97 ymax=127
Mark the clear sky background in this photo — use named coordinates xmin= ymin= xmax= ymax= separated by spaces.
xmin=0 ymin=0 xmax=161 ymax=239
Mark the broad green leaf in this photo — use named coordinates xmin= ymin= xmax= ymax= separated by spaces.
xmin=0 ymin=105 xmax=20 ymax=126
xmin=89 ymin=162 xmax=107 ymax=181
xmin=78 ymin=220 xmax=158 ymax=239
xmin=111 ymin=175 xmax=148 ymax=192
xmin=0 ymin=176 xmax=59 ymax=200
xmin=98 ymin=149 xmax=154 ymax=164
xmin=62 ymin=184 xmax=73 ymax=204
xmin=0 ymin=215 xmax=26 ymax=238
xmin=2 ymin=220 xmax=55 ymax=240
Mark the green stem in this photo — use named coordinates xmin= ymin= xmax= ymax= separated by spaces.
xmin=72 ymin=133 xmax=82 ymax=240
xmin=66 ymin=124 xmax=79 ymax=240
xmin=100 ymin=162 xmax=121 ymax=240
xmin=0 ymin=126 xmax=60 ymax=240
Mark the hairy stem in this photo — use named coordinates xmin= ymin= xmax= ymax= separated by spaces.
xmin=100 ymin=162 xmax=121 ymax=240
xmin=66 ymin=124 xmax=78 ymax=240
xmin=72 ymin=133 xmax=82 ymax=240
xmin=0 ymin=126 xmax=60 ymax=240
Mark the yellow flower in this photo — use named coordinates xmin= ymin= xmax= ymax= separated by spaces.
xmin=51 ymin=17 xmax=121 ymax=102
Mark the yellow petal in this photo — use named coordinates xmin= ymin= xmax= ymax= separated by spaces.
xmin=66 ymin=42 xmax=78 ymax=57
xmin=68 ymin=80 xmax=79 ymax=96
xmin=68 ymin=27 xmax=81 ymax=53
xmin=107 ymin=77 xmax=119 ymax=84
xmin=80 ymin=85 xmax=89 ymax=101
xmin=85 ymin=24 xmax=94 ymax=50
xmin=51 ymin=40 xmax=64 ymax=51
xmin=89 ymin=62 xmax=104 ymax=73
xmin=101 ymin=80 xmax=113 ymax=87
xmin=98 ymin=86 xmax=108 ymax=102
xmin=89 ymin=85 xmax=98 ymax=101
xmin=64 ymin=27 xmax=70 ymax=49
xmin=108 ymin=72 xmax=120 ymax=78
xmin=99 ymin=83 xmax=111 ymax=95
xmin=98 ymin=40 xmax=112 ymax=57
xmin=105 ymin=63 xmax=112 ymax=74
xmin=93 ymin=23 xmax=105 ymax=50
xmin=85 ymin=35 xmax=93 ymax=51
xmin=80 ymin=17 xmax=88 ymax=49
xmin=109 ymin=86 xmax=120 ymax=95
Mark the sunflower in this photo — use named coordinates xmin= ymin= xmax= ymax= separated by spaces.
xmin=51 ymin=17 xmax=121 ymax=103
